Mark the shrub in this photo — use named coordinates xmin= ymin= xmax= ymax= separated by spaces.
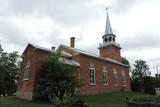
xmin=143 ymin=76 xmax=155 ymax=95
xmin=131 ymin=95 xmax=160 ymax=103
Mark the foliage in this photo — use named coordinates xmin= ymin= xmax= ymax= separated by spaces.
xmin=131 ymin=95 xmax=160 ymax=103
xmin=121 ymin=57 xmax=130 ymax=67
xmin=35 ymin=50 xmax=78 ymax=100
xmin=143 ymin=76 xmax=155 ymax=95
xmin=51 ymin=94 xmax=90 ymax=107
xmin=131 ymin=79 xmax=141 ymax=92
xmin=131 ymin=59 xmax=150 ymax=80
xmin=0 ymin=44 xmax=19 ymax=95
xmin=131 ymin=59 xmax=150 ymax=92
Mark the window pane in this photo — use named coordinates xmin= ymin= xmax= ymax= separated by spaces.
xmin=122 ymin=70 xmax=126 ymax=85
xmin=103 ymin=66 xmax=108 ymax=85
xmin=89 ymin=64 xmax=96 ymax=84
xmin=113 ymin=68 xmax=118 ymax=85
xmin=23 ymin=61 xmax=30 ymax=80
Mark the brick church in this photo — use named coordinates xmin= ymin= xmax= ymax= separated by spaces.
xmin=17 ymin=12 xmax=131 ymax=100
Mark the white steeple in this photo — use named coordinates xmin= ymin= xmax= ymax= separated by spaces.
xmin=99 ymin=8 xmax=121 ymax=49
xmin=105 ymin=8 xmax=113 ymax=35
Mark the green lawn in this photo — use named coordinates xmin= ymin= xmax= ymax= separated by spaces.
xmin=0 ymin=92 xmax=139 ymax=107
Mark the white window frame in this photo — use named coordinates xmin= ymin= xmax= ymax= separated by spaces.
xmin=113 ymin=68 xmax=118 ymax=86
xmin=23 ymin=61 xmax=30 ymax=80
xmin=122 ymin=69 xmax=126 ymax=86
xmin=89 ymin=64 xmax=96 ymax=85
xmin=103 ymin=66 xmax=108 ymax=85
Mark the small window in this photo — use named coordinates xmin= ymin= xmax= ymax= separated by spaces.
xmin=113 ymin=68 xmax=118 ymax=85
xmin=23 ymin=61 xmax=30 ymax=80
xmin=105 ymin=38 xmax=108 ymax=42
xmin=89 ymin=64 xmax=96 ymax=85
xmin=103 ymin=66 xmax=108 ymax=85
xmin=109 ymin=37 xmax=112 ymax=41
xmin=113 ymin=38 xmax=115 ymax=42
xmin=122 ymin=69 xmax=126 ymax=85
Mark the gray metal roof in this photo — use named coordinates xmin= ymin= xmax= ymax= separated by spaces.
xmin=59 ymin=57 xmax=80 ymax=67
xmin=30 ymin=43 xmax=53 ymax=52
xmin=59 ymin=45 xmax=128 ymax=67
xmin=22 ymin=43 xmax=79 ymax=66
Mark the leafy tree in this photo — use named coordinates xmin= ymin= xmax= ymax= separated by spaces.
xmin=35 ymin=50 xmax=78 ymax=101
xmin=35 ymin=51 xmax=90 ymax=106
xmin=131 ymin=59 xmax=150 ymax=80
xmin=121 ymin=57 xmax=130 ymax=67
xmin=131 ymin=59 xmax=150 ymax=92
xmin=0 ymin=44 xmax=19 ymax=95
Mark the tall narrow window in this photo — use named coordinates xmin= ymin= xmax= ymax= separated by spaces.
xmin=122 ymin=69 xmax=126 ymax=85
xmin=23 ymin=61 xmax=30 ymax=80
xmin=113 ymin=68 xmax=118 ymax=85
xmin=103 ymin=66 xmax=108 ymax=85
xmin=89 ymin=64 xmax=96 ymax=85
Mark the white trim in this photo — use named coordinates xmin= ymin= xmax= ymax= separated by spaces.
xmin=89 ymin=64 xmax=96 ymax=85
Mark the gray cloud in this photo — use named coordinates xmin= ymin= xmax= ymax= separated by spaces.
xmin=111 ymin=0 xmax=146 ymax=15
xmin=0 ymin=20 xmax=28 ymax=46
xmin=2 ymin=0 xmax=102 ymax=28
xmin=121 ymin=32 xmax=160 ymax=50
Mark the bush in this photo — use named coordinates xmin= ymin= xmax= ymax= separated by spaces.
xmin=143 ymin=76 xmax=155 ymax=95
xmin=131 ymin=79 xmax=141 ymax=92
xmin=131 ymin=95 xmax=160 ymax=103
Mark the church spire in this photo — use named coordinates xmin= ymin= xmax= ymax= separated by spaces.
xmin=101 ymin=8 xmax=116 ymax=44
xmin=99 ymin=8 xmax=121 ymax=49
xmin=105 ymin=8 xmax=113 ymax=35
xmin=98 ymin=8 xmax=121 ymax=61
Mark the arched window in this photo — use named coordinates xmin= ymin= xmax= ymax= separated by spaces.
xmin=103 ymin=66 xmax=108 ymax=85
xmin=113 ymin=68 xmax=118 ymax=85
xmin=89 ymin=64 xmax=96 ymax=85
xmin=122 ymin=69 xmax=126 ymax=85
xmin=23 ymin=60 xmax=30 ymax=80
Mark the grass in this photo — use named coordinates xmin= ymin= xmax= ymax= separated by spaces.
xmin=81 ymin=92 xmax=138 ymax=107
xmin=0 ymin=92 xmax=139 ymax=107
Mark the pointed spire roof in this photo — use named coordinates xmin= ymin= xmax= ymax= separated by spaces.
xmin=105 ymin=8 xmax=113 ymax=35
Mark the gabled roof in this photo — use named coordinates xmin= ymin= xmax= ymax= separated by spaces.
xmin=59 ymin=44 xmax=128 ymax=67
xmin=30 ymin=43 xmax=53 ymax=52
xmin=21 ymin=43 xmax=79 ymax=67
xmin=21 ymin=43 xmax=53 ymax=57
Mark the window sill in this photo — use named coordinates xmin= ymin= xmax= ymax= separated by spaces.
xmin=104 ymin=84 xmax=109 ymax=86
xmin=122 ymin=84 xmax=126 ymax=86
xmin=89 ymin=83 xmax=96 ymax=86
xmin=23 ymin=79 xmax=29 ymax=81
xmin=114 ymin=84 xmax=118 ymax=86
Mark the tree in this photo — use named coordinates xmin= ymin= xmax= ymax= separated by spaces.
xmin=0 ymin=44 xmax=19 ymax=95
xmin=35 ymin=51 xmax=90 ymax=106
xmin=35 ymin=50 xmax=78 ymax=101
xmin=131 ymin=59 xmax=150 ymax=92
xmin=121 ymin=57 xmax=130 ymax=67
xmin=131 ymin=59 xmax=150 ymax=80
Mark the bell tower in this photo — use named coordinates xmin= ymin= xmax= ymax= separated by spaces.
xmin=99 ymin=9 xmax=121 ymax=62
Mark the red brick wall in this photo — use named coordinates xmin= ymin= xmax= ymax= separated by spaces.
xmin=17 ymin=46 xmax=50 ymax=100
xmin=99 ymin=46 xmax=121 ymax=62
xmin=72 ymin=54 xmax=130 ymax=94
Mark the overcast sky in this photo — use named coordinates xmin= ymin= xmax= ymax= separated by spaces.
xmin=0 ymin=0 xmax=160 ymax=75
